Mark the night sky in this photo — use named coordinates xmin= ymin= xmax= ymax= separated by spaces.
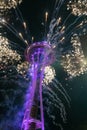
xmin=19 ymin=0 xmax=55 ymax=41
xmin=0 ymin=0 xmax=87 ymax=130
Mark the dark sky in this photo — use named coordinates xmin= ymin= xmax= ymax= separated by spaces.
xmin=20 ymin=0 xmax=55 ymax=41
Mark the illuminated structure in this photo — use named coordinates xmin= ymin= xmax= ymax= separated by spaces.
xmin=21 ymin=41 xmax=55 ymax=130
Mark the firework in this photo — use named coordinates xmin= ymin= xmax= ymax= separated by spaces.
xmin=0 ymin=0 xmax=22 ymax=11
xmin=43 ymin=78 xmax=70 ymax=127
xmin=0 ymin=36 xmax=29 ymax=80
xmin=17 ymin=61 xmax=29 ymax=78
xmin=28 ymin=65 xmax=56 ymax=85
xmin=61 ymin=34 xmax=87 ymax=78
xmin=47 ymin=17 xmax=65 ymax=47
xmin=67 ymin=0 xmax=87 ymax=16
xmin=0 ymin=36 xmax=21 ymax=68
xmin=47 ymin=0 xmax=87 ymax=54
xmin=0 ymin=35 xmax=56 ymax=85
xmin=43 ymin=66 xmax=56 ymax=85
xmin=45 ymin=11 xmax=48 ymax=22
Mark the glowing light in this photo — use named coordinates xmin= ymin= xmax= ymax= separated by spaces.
xmin=0 ymin=36 xmax=21 ymax=70
xmin=43 ymin=78 xmax=71 ymax=126
xmin=47 ymin=17 xmax=65 ymax=46
xmin=61 ymin=34 xmax=87 ymax=78
xmin=32 ymin=36 xmax=34 ymax=42
xmin=17 ymin=61 xmax=29 ymax=78
xmin=67 ymin=0 xmax=87 ymax=16
xmin=23 ymin=22 xmax=27 ymax=29
xmin=45 ymin=11 xmax=48 ymax=22
xmin=0 ymin=36 xmax=29 ymax=79
xmin=0 ymin=0 xmax=22 ymax=12
xmin=43 ymin=66 xmax=56 ymax=85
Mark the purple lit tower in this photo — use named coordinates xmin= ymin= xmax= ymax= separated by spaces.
xmin=21 ymin=41 xmax=54 ymax=130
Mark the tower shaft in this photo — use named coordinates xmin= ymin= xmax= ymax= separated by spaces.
xmin=21 ymin=41 xmax=55 ymax=130
xmin=22 ymin=65 xmax=44 ymax=130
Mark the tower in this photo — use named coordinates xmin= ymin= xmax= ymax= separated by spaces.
xmin=21 ymin=41 xmax=54 ymax=130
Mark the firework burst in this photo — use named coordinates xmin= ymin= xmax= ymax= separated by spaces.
xmin=0 ymin=0 xmax=22 ymax=11
xmin=43 ymin=66 xmax=56 ymax=85
xmin=67 ymin=0 xmax=87 ymax=16
xmin=61 ymin=33 xmax=87 ymax=78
